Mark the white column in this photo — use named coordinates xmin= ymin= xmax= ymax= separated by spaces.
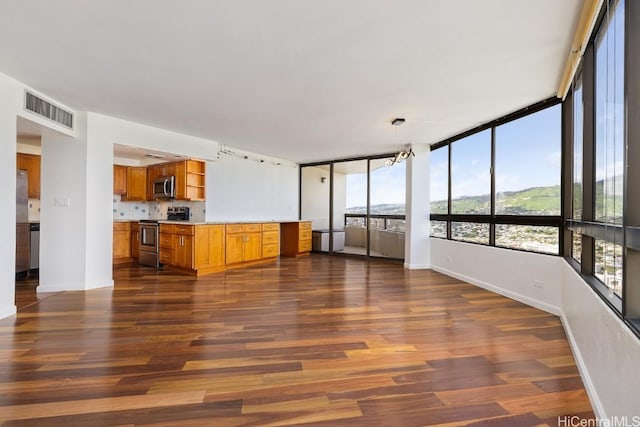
xmin=404 ymin=144 xmax=431 ymax=269
xmin=0 ymin=78 xmax=19 ymax=318
xmin=39 ymin=112 xmax=114 ymax=292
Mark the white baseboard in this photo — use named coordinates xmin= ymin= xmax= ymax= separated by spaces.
xmin=403 ymin=262 xmax=431 ymax=270
xmin=38 ymin=279 xmax=114 ymax=292
xmin=560 ymin=314 xmax=606 ymax=419
xmin=0 ymin=304 xmax=17 ymax=320
xmin=431 ymin=264 xmax=561 ymax=316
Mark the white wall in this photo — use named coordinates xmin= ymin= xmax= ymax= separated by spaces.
xmin=0 ymin=74 xmax=20 ymax=319
xmin=430 ymin=238 xmax=562 ymax=315
xmin=301 ymin=166 xmax=330 ymax=229
xmin=40 ymin=125 xmax=90 ymax=291
xmin=561 ymin=264 xmax=640 ymax=419
xmin=89 ymin=113 xmax=220 ymax=161
xmin=206 ymin=154 xmax=298 ymax=222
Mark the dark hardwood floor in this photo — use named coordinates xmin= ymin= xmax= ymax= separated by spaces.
xmin=4 ymin=255 xmax=593 ymax=426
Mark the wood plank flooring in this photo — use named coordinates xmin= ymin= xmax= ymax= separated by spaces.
xmin=3 ymin=255 xmax=594 ymax=426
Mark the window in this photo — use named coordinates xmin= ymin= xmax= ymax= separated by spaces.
xmin=430 ymin=101 xmax=561 ymax=256
xmin=495 ymin=225 xmax=559 ymax=255
xmin=594 ymin=0 xmax=624 ymax=224
xmin=495 ymin=105 xmax=561 ymax=216
xmin=451 ymin=222 xmax=489 ymax=245
xmin=573 ymin=77 xmax=583 ymax=221
xmin=430 ymin=146 xmax=448 ymax=215
xmin=451 ymin=130 xmax=491 ymax=214
xmin=594 ymin=239 xmax=623 ymax=298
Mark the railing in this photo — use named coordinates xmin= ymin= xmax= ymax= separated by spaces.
xmin=342 ymin=214 xmax=406 ymax=259
xmin=344 ymin=213 xmax=406 ymax=232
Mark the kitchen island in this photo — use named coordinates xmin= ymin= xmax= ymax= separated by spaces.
xmin=113 ymin=220 xmax=312 ymax=277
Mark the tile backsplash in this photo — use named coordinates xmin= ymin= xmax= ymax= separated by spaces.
xmin=113 ymin=195 xmax=205 ymax=222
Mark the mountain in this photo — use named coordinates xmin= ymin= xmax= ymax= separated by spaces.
xmin=348 ymin=179 xmax=623 ymax=219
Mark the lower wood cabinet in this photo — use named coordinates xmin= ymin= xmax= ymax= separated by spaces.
xmin=262 ymin=223 xmax=280 ymax=258
xmin=280 ymin=221 xmax=312 ymax=256
xmin=155 ymin=222 xmax=280 ymax=276
xmin=131 ymin=223 xmax=140 ymax=259
xmin=113 ymin=222 xmax=132 ymax=262
xmin=226 ymin=224 xmax=262 ymax=265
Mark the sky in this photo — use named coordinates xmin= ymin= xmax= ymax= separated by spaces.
xmin=430 ymin=104 xmax=562 ymax=202
xmin=345 ymin=161 xmax=406 ymax=208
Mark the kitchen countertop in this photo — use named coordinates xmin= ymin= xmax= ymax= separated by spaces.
xmin=114 ymin=219 xmax=310 ymax=225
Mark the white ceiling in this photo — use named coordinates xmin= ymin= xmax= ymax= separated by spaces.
xmin=1 ymin=0 xmax=581 ymax=164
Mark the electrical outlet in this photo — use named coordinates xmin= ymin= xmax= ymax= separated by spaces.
xmin=447 ymin=256 xmax=453 ymax=263
xmin=533 ymin=279 xmax=544 ymax=289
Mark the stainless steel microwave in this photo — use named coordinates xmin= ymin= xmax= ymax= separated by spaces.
xmin=153 ymin=176 xmax=175 ymax=199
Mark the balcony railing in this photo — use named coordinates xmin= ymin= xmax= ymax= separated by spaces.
xmin=342 ymin=214 xmax=405 ymax=259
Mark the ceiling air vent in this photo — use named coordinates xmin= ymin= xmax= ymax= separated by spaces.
xmin=24 ymin=91 xmax=73 ymax=129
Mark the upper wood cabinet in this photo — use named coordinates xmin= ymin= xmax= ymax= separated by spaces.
xmin=113 ymin=165 xmax=127 ymax=195
xmin=16 ymin=153 xmax=41 ymax=199
xmin=175 ymin=160 xmax=206 ymax=201
xmin=122 ymin=167 xmax=147 ymax=201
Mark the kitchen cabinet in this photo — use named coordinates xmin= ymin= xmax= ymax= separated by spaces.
xmin=262 ymin=223 xmax=280 ymax=258
xmin=280 ymin=221 xmax=312 ymax=256
xmin=159 ymin=224 xmax=195 ymax=270
xmin=113 ymin=222 xmax=132 ymax=262
xmin=123 ymin=167 xmax=147 ymax=201
xmin=131 ymin=222 xmax=140 ymax=259
xmin=16 ymin=153 xmax=41 ymax=199
xmin=175 ymin=159 xmax=206 ymax=201
xmin=225 ymin=224 xmax=261 ymax=265
xmin=194 ymin=225 xmax=225 ymax=270
xmin=113 ymin=165 xmax=127 ymax=195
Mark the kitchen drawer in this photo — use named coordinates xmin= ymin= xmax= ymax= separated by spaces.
xmin=174 ymin=225 xmax=195 ymax=236
xmin=262 ymin=243 xmax=279 ymax=258
xmin=299 ymin=221 xmax=312 ymax=230
xmin=245 ymin=224 xmax=261 ymax=233
xmin=159 ymin=233 xmax=174 ymax=249
xmin=299 ymin=229 xmax=312 ymax=240
xmin=262 ymin=223 xmax=280 ymax=231
xmin=160 ymin=224 xmax=176 ymax=234
xmin=113 ymin=222 xmax=131 ymax=232
xmin=299 ymin=239 xmax=312 ymax=252
xmin=226 ymin=224 xmax=244 ymax=234
xmin=262 ymin=230 xmax=279 ymax=245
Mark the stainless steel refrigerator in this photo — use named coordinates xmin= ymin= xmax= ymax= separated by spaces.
xmin=16 ymin=169 xmax=30 ymax=279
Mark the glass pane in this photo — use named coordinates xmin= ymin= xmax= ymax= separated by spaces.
xmin=572 ymin=231 xmax=582 ymax=263
xmin=430 ymin=146 xmax=448 ymax=214
xmin=495 ymin=225 xmax=559 ymax=255
xmin=430 ymin=221 xmax=447 ymax=238
xmin=451 ymin=222 xmax=489 ymax=244
xmin=573 ymin=78 xmax=583 ymax=220
xmin=300 ymin=165 xmax=330 ymax=250
xmin=335 ymin=160 xmax=367 ymax=256
xmin=594 ymin=0 xmax=624 ymax=223
xmin=594 ymin=239 xmax=623 ymax=299
xmin=370 ymin=158 xmax=406 ymax=259
xmin=451 ymin=130 xmax=491 ymax=214
xmin=495 ymin=105 xmax=561 ymax=215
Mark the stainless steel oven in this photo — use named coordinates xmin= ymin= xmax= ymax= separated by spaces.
xmin=139 ymin=220 xmax=159 ymax=267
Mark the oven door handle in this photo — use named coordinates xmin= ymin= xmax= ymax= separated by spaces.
xmin=141 ymin=228 xmax=146 ymax=244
